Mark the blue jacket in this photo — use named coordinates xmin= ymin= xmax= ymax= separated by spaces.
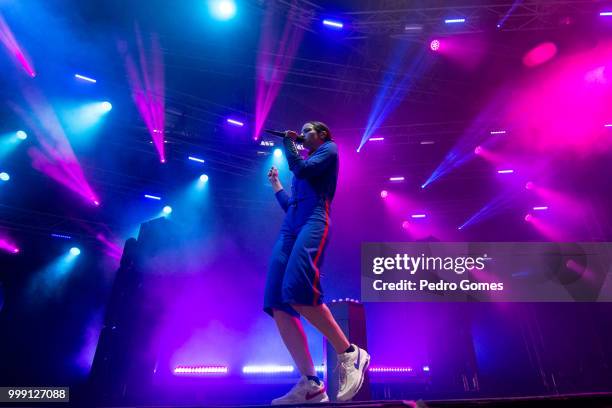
xmin=275 ymin=138 xmax=339 ymax=212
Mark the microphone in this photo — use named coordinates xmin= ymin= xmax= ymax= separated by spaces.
xmin=264 ymin=129 xmax=305 ymax=143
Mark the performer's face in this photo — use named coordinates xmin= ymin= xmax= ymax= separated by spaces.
xmin=301 ymin=123 xmax=326 ymax=151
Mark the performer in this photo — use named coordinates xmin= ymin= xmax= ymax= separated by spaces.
xmin=265 ymin=121 xmax=370 ymax=404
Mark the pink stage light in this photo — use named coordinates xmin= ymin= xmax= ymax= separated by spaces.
xmin=242 ymin=365 xmax=294 ymax=374
xmin=380 ymin=190 xmax=388 ymax=199
xmin=254 ymin=3 xmax=304 ymax=139
xmin=402 ymin=221 xmax=410 ymax=230
xmin=13 ymin=89 xmax=98 ymax=206
xmin=497 ymin=169 xmax=514 ymax=174
xmin=490 ymin=130 xmax=506 ymax=135
xmin=0 ymin=234 xmax=19 ymax=254
xmin=533 ymin=206 xmax=548 ymax=211
xmin=430 ymin=39 xmax=440 ymax=51
xmin=474 ymin=145 xmax=483 ymax=155
xmin=369 ymin=137 xmax=384 ymax=142
xmin=525 ymin=181 xmax=534 ymax=190
xmin=389 ymin=176 xmax=405 ymax=182
xmin=524 ymin=214 xmax=532 ymax=222
xmin=0 ymin=14 xmax=36 ymax=77
xmin=411 ymin=214 xmax=426 ymax=219
xmin=121 ymin=28 xmax=165 ymax=163
xmin=600 ymin=11 xmax=612 ymax=16
xmin=522 ymin=42 xmax=557 ymax=68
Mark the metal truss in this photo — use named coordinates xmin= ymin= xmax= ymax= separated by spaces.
xmin=276 ymin=0 xmax=604 ymax=38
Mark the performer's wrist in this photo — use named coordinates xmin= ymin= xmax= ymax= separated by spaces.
xmin=272 ymin=182 xmax=284 ymax=193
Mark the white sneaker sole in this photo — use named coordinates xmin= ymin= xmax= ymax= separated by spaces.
xmin=271 ymin=392 xmax=329 ymax=405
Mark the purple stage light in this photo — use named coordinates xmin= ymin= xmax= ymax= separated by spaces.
xmin=242 ymin=365 xmax=294 ymax=374
xmin=600 ymin=11 xmax=612 ymax=16
xmin=144 ymin=194 xmax=161 ymax=200
xmin=322 ymin=19 xmax=343 ymax=29
xmin=423 ymin=365 xmax=430 ymax=372
xmin=430 ymin=39 xmax=440 ymax=51
xmin=497 ymin=169 xmax=514 ymax=174
xmin=411 ymin=214 xmax=426 ymax=219
xmin=533 ymin=206 xmax=548 ymax=211
xmin=74 ymin=74 xmax=97 ymax=83
xmin=226 ymin=118 xmax=244 ymax=127
xmin=525 ymin=181 xmax=534 ymax=190
xmin=445 ymin=18 xmax=466 ymax=24
xmin=420 ymin=140 xmax=435 ymax=145
xmin=123 ymin=29 xmax=165 ymax=163
xmin=402 ymin=221 xmax=410 ymax=230
xmin=369 ymin=137 xmax=384 ymax=142
xmin=369 ymin=367 xmax=413 ymax=373
xmin=474 ymin=146 xmax=483 ymax=155
xmin=380 ymin=190 xmax=388 ymax=199
xmin=490 ymin=130 xmax=506 ymax=135
xmin=525 ymin=214 xmax=533 ymax=222
xmin=51 ymin=233 xmax=72 ymax=240
xmin=0 ymin=235 xmax=19 ymax=254
xmin=389 ymin=176 xmax=405 ymax=182
xmin=0 ymin=14 xmax=36 ymax=77
xmin=188 ymin=156 xmax=206 ymax=163
xmin=174 ymin=365 xmax=228 ymax=375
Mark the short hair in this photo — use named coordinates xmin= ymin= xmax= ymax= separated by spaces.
xmin=308 ymin=121 xmax=332 ymax=141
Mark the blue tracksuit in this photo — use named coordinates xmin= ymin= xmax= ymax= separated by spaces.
xmin=264 ymin=138 xmax=339 ymax=317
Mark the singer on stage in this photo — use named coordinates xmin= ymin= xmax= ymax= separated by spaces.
xmin=264 ymin=121 xmax=370 ymax=404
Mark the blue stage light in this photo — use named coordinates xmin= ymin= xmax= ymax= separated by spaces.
xmin=163 ymin=205 xmax=173 ymax=215
xmin=69 ymin=247 xmax=81 ymax=256
xmin=273 ymin=148 xmax=282 ymax=158
xmin=199 ymin=174 xmax=209 ymax=183
xmin=101 ymin=101 xmax=112 ymax=112
xmin=16 ymin=130 xmax=27 ymax=140
xmin=0 ymin=172 xmax=9 ymax=181
xmin=209 ymin=0 xmax=237 ymax=21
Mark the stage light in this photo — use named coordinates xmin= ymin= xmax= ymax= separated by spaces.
xmin=174 ymin=365 xmax=228 ymax=375
xmin=402 ymin=221 xmax=410 ymax=229
xmin=188 ymin=156 xmax=206 ymax=163
xmin=70 ymin=247 xmax=81 ymax=256
xmin=369 ymin=137 xmax=384 ymax=142
xmin=604 ymin=124 xmax=612 ymax=128
xmin=474 ymin=146 xmax=483 ymax=155
xmin=404 ymin=24 xmax=423 ymax=31
xmin=101 ymin=102 xmax=112 ymax=112
xmin=74 ymin=74 xmax=97 ymax=83
xmin=162 ymin=206 xmax=172 ymax=215
xmin=322 ymin=19 xmax=343 ymax=29
xmin=490 ymin=130 xmax=506 ymax=135
xmin=144 ymin=194 xmax=161 ymax=200
xmin=380 ymin=190 xmax=388 ymax=199
xmin=199 ymin=174 xmax=209 ymax=183
xmin=423 ymin=366 xmax=430 ymax=372
xmin=525 ymin=181 xmax=534 ymax=190
xmin=208 ymin=0 xmax=237 ymax=20
xmin=430 ymin=39 xmax=440 ymax=51
xmin=226 ymin=118 xmax=244 ymax=127
xmin=445 ymin=18 xmax=465 ymax=24
xmin=411 ymin=214 xmax=426 ymax=219
xmin=93 ymin=199 xmax=100 ymax=206
xmin=420 ymin=140 xmax=435 ymax=145
xmin=242 ymin=365 xmax=294 ymax=374
xmin=273 ymin=148 xmax=282 ymax=157
xmin=533 ymin=206 xmax=548 ymax=211
xmin=600 ymin=11 xmax=612 ymax=16
xmin=497 ymin=169 xmax=514 ymax=174
xmin=51 ymin=233 xmax=72 ymax=240
xmin=369 ymin=367 xmax=413 ymax=373
xmin=16 ymin=130 xmax=27 ymax=140
xmin=12 ymin=248 xmax=19 ymax=253
xmin=389 ymin=176 xmax=405 ymax=182
xmin=0 ymin=172 xmax=9 ymax=181
xmin=524 ymin=214 xmax=532 ymax=222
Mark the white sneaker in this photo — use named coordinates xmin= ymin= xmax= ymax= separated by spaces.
xmin=336 ymin=344 xmax=370 ymax=401
xmin=271 ymin=375 xmax=329 ymax=405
